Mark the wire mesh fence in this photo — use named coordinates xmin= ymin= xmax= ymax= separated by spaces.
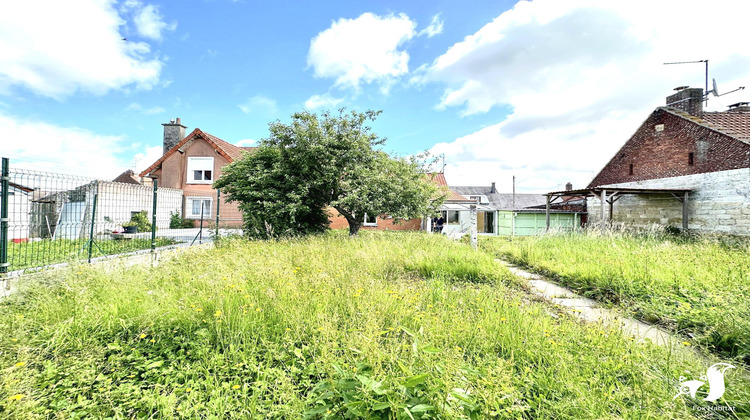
xmin=0 ymin=157 xmax=241 ymax=275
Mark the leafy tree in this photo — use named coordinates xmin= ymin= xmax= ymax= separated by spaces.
xmin=215 ymin=109 xmax=445 ymax=237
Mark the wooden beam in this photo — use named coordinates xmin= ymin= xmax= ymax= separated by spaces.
xmin=600 ymin=189 xmax=606 ymax=231
xmin=545 ymin=195 xmax=551 ymax=232
xmin=682 ymin=191 xmax=689 ymax=231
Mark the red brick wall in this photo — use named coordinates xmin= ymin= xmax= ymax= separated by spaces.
xmin=326 ymin=208 xmax=423 ymax=231
xmin=589 ymin=109 xmax=750 ymax=187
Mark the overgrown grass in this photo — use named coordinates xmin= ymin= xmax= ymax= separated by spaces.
xmin=0 ymin=231 xmax=744 ymax=418
xmin=481 ymin=231 xmax=750 ymax=363
xmin=6 ymin=237 xmax=179 ymax=271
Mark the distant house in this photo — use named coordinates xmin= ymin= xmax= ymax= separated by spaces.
xmin=448 ymin=183 xmax=582 ymax=236
xmin=581 ymin=87 xmax=750 ymax=235
xmin=139 ymin=118 xmax=255 ymax=227
xmin=7 ymin=182 xmax=33 ymax=241
xmin=327 ymin=172 xmax=451 ymax=232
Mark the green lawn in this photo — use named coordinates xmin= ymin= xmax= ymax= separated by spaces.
xmin=481 ymin=232 xmax=750 ymax=362
xmin=6 ymin=237 xmax=179 ymax=272
xmin=0 ymin=231 xmax=744 ymax=418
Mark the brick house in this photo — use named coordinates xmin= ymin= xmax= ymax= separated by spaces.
xmin=327 ymin=172 xmax=453 ymax=232
xmin=586 ymin=87 xmax=750 ymax=234
xmin=139 ymin=119 xmax=255 ymax=227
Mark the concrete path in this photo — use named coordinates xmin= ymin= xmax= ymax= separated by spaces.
xmin=499 ymin=260 xmax=680 ymax=348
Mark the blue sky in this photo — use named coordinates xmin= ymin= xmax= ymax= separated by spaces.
xmin=3 ymin=0 xmax=750 ymax=192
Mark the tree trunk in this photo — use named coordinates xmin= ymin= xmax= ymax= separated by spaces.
xmin=334 ymin=206 xmax=361 ymax=236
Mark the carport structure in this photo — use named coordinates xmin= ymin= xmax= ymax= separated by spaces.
xmin=544 ymin=187 xmax=693 ymax=231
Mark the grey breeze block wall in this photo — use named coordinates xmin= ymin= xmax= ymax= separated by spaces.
xmin=587 ymin=168 xmax=750 ymax=235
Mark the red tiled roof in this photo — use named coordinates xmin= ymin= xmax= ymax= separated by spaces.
xmin=662 ymin=107 xmax=750 ymax=145
xmin=139 ymin=129 xmax=256 ymax=177
xmin=701 ymin=111 xmax=750 ymax=143
xmin=426 ymin=172 xmax=474 ymax=202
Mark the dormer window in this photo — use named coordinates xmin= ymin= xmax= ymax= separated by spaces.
xmin=187 ymin=157 xmax=214 ymax=184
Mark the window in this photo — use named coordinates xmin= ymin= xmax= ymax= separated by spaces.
xmin=629 ymin=163 xmax=634 ymax=175
xmin=186 ymin=197 xmax=212 ymax=219
xmin=446 ymin=210 xmax=460 ymax=224
xmin=363 ymin=213 xmax=378 ymax=227
xmin=688 ymin=152 xmax=694 ymax=166
xmin=187 ymin=157 xmax=214 ymax=184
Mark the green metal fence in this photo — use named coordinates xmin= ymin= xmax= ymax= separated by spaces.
xmin=0 ymin=157 xmax=236 ymax=275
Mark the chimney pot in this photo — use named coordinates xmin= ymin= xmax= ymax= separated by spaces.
xmin=565 ymin=182 xmax=572 ymax=191
xmin=666 ymin=88 xmax=703 ymax=116
xmin=491 ymin=182 xmax=496 ymax=194
xmin=162 ymin=118 xmax=187 ymax=155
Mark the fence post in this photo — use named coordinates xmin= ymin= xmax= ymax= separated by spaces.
xmin=151 ymin=179 xmax=158 ymax=254
xmin=1 ymin=158 xmax=9 ymax=276
xmin=215 ymin=189 xmax=220 ymax=240
xmin=87 ymin=193 xmax=98 ymax=263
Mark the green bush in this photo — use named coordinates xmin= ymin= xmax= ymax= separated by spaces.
xmin=129 ymin=211 xmax=154 ymax=232
xmin=169 ymin=211 xmax=194 ymax=229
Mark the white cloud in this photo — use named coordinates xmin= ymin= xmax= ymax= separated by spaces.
xmin=235 ymin=139 xmax=257 ymax=147
xmin=0 ymin=0 xmax=165 ymax=99
xmin=0 ymin=113 xmax=137 ymax=179
xmin=419 ymin=14 xmax=444 ymax=38
xmin=133 ymin=4 xmax=176 ymax=41
xmin=238 ymin=95 xmax=279 ymax=116
xmin=304 ymin=93 xmax=345 ymax=110
xmin=426 ymin=0 xmax=750 ymax=191
xmin=126 ymin=103 xmax=165 ymax=115
xmin=307 ymin=13 xmax=417 ymax=91
xmin=133 ymin=145 xmax=164 ymax=173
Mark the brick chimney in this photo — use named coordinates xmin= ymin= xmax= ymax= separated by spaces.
xmin=491 ymin=182 xmax=497 ymax=193
xmin=666 ymin=87 xmax=703 ymax=116
xmin=565 ymin=182 xmax=572 ymax=191
xmin=162 ymin=118 xmax=187 ymax=155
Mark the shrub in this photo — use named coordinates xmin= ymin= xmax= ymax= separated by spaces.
xmin=169 ymin=211 xmax=194 ymax=229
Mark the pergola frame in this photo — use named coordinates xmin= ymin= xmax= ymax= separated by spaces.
xmin=544 ymin=187 xmax=692 ymax=231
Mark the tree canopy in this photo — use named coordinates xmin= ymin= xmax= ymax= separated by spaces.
xmin=214 ymin=109 xmax=445 ymax=238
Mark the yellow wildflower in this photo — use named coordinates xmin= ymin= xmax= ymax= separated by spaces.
xmin=8 ymin=394 xmax=25 ymax=401
xmin=232 ymin=385 xmax=241 ymax=390
xmin=14 ymin=362 xmax=26 ymax=368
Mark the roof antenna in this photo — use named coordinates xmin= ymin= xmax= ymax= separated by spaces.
xmin=706 ymin=78 xmax=745 ymax=99
xmin=664 ymin=59 xmax=709 ymax=106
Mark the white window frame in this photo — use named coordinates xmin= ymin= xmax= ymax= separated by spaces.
xmin=187 ymin=157 xmax=214 ymax=184
xmin=186 ymin=197 xmax=212 ymax=219
xmin=363 ymin=213 xmax=378 ymax=227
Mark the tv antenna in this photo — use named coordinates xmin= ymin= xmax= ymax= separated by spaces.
xmin=663 ymin=59 xmax=709 ymax=106
xmin=664 ymin=60 xmax=745 ymax=106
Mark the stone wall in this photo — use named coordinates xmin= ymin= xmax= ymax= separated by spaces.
xmin=587 ymin=168 xmax=750 ymax=235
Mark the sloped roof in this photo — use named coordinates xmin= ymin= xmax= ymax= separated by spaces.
xmin=426 ymin=172 xmax=474 ymax=202
xmin=661 ymin=107 xmax=750 ymax=145
xmin=451 ymin=186 xmax=547 ymax=210
xmin=112 ymin=170 xmax=141 ymax=185
xmin=139 ymin=128 xmax=256 ymax=177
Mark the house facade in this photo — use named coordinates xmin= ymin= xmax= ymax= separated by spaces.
xmin=449 ymin=184 xmax=582 ymax=236
xmin=586 ymin=87 xmax=750 ymax=234
xmin=139 ymin=119 xmax=254 ymax=228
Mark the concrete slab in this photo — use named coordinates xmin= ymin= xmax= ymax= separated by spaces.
xmin=500 ymin=259 xmax=680 ymax=348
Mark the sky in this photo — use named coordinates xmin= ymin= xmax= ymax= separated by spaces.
xmin=2 ymin=0 xmax=750 ymax=193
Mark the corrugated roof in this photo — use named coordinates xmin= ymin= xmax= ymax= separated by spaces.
xmin=451 ymin=186 xmax=547 ymax=210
